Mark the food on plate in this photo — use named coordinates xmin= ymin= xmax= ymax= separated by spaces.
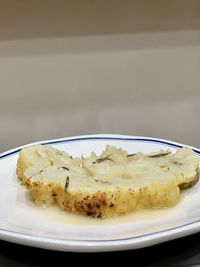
xmin=16 ymin=144 xmax=200 ymax=218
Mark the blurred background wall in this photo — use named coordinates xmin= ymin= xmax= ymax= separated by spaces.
xmin=0 ymin=0 xmax=200 ymax=152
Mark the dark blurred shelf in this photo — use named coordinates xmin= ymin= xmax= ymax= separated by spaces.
xmin=1 ymin=232 xmax=200 ymax=267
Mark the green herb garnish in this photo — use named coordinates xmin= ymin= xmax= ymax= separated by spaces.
xmin=93 ymin=154 xmax=113 ymax=164
xmin=65 ymin=176 xmax=69 ymax=191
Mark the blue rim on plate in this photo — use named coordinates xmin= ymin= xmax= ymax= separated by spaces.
xmin=1 ymin=134 xmax=200 ymax=252
xmin=1 ymin=134 xmax=200 ymax=159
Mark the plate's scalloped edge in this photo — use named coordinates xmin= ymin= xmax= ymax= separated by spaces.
xmin=1 ymin=134 xmax=200 ymax=159
xmin=1 ymin=219 xmax=200 ymax=252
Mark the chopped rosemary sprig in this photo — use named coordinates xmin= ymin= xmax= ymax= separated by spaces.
xmin=127 ymin=153 xmax=136 ymax=157
xmin=93 ymin=154 xmax=113 ymax=164
xmin=64 ymin=176 xmax=69 ymax=191
xmin=148 ymin=151 xmax=171 ymax=158
xmin=93 ymin=178 xmax=109 ymax=184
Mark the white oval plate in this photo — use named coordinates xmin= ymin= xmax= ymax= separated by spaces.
xmin=1 ymin=134 xmax=200 ymax=252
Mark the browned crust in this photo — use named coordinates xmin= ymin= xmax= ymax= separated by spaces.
xmin=17 ymin=175 xmax=180 ymax=218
